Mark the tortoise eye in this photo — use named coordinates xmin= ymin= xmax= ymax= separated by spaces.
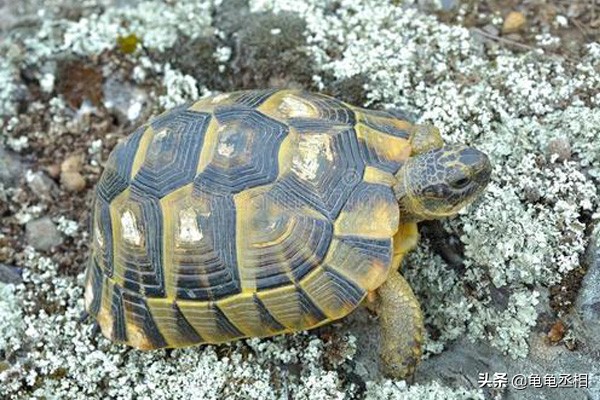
xmin=451 ymin=177 xmax=470 ymax=189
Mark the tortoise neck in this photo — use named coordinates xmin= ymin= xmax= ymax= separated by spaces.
xmin=393 ymin=165 xmax=430 ymax=223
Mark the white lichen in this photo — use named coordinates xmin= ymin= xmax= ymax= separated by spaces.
xmin=364 ymin=379 xmax=485 ymax=400
xmin=56 ymin=216 xmax=79 ymax=237
xmin=0 ymin=59 xmax=20 ymax=117
xmin=6 ymin=136 xmax=29 ymax=152
xmin=0 ymin=283 xmax=23 ymax=356
xmin=23 ymin=1 xmax=215 ymax=62
xmin=159 ymin=64 xmax=200 ymax=109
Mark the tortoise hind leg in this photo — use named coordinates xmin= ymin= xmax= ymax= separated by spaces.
xmin=375 ymin=271 xmax=424 ymax=379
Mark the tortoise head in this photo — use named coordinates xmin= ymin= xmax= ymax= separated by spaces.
xmin=394 ymin=144 xmax=492 ymax=221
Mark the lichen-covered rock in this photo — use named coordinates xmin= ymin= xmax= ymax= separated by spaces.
xmin=25 ymin=171 xmax=58 ymax=199
xmin=102 ymin=76 xmax=148 ymax=124
xmin=25 ymin=217 xmax=63 ymax=251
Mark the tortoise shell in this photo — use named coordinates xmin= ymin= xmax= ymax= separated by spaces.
xmin=84 ymin=89 xmax=420 ymax=349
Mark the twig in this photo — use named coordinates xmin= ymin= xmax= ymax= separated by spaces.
xmin=570 ymin=17 xmax=591 ymax=41
xmin=471 ymin=27 xmax=538 ymax=52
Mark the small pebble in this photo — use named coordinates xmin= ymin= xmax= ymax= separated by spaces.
xmin=0 ymin=264 xmax=23 ymax=284
xmin=46 ymin=164 xmax=61 ymax=179
xmin=546 ymin=137 xmax=571 ymax=162
xmin=481 ymin=24 xmax=500 ymax=37
xmin=502 ymin=11 xmax=527 ymax=34
xmin=0 ymin=144 xmax=24 ymax=187
xmin=25 ymin=217 xmax=63 ymax=251
xmin=103 ymin=77 xmax=148 ymax=124
xmin=26 ymin=171 xmax=57 ymax=198
xmin=60 ymin=171 xmax=86 ymax=192
xmin=547 ymin=320 xmax=565 ymax=344
xmin=61 ymin=154 xmax=83 ymax=173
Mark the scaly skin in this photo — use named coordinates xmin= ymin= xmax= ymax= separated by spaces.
xmin=409 ymin=124 xmax=444 ymax=154
xmin=371 ymin=124 xmax=491 ymax=378
xmin=376 ymin=271 xmax=424 ymax=379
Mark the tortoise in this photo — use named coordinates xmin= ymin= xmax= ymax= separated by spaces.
xmin=84 ymin=89 xmax=491 ymax=378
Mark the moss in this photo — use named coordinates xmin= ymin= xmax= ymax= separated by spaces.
xmin=116 ymin=33 xmax=141 ymax=54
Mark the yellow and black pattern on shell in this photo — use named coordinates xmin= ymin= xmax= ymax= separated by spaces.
xmin=85 ymin=89 xmax=412 ymax=349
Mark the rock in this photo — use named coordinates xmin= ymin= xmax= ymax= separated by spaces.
xmin=25 ymin=217 xmax=63 ymax=251
xmin=61 ymin=154 xmax=83 ymax=173
xmin=60 ymin=154 xmax=86 ymax=192
xmin=26 ymin=170 xmax=58 ymax=198
xmin=482 ymin=24 xmax=500 ymax=37
xmin=418 ymin=0 xmax=458 ymax=12
xmin=60 ymin=171 xmax=86 ymax=192
xmin=502 ymin=11 xmax=527 ymax=35
xmin=546 ymin=137 xmax=571 ymax=162
xmin=45 ymin=164 xmax=61 ymax=179
xmin=575 ymin=230 xmax=600 ymax=351
xmin=0 ymin=264 xmax=23 ymax=284
xmin=103 ymin=76 xmax=148 ymax=124
xmin=416 ymin=336 xmax=596 ymax=400
xmin=0 ymin=144 xmax=24 ymax=187
xmin=345 ymin=308 xmax=382 ymax=382
xmin=546 ymin=320 xmax=565 ymax=343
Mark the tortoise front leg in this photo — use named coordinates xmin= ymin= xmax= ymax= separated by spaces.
xmin=375 ymin=271 xmax=424 ymax=379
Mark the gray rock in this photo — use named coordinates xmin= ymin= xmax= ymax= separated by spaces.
xmin=416 ymin=338 xmax=508 ymax=397
xmin=0 ymin=144 xmax=24 ymax=187
xmin=415 ymin=335 xmax=597 ymax=400
xmin=0 ymin=264 xmax=22 ymax=284
xmin=25 ymin=217 xmax=63 ymax=251
xmin=102 ymin=76 xmax=148 ymax=124
xmin=26 ymin=170 xmax=58 ymax=199
xmin=546 ymin=137 xmax=572 ymax=162
xmin=575 ymin=230 xmax=600 ymax=351
xmin=417 ymin=0 xmax=458 ymax=12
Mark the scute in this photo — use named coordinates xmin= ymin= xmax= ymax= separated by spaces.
xmin=194 ymin=106 xmax=288 ymax=194
xmin=161 ymin=184 xmax=240 ymax=301
xmin=96 ymin=125 xmax=146 ymax=203
xmin=86 ymin=89 xmax=417 ymax=350
xmin=109 ymin=188 xmax=166 ymax=298
xmin=235 ymin=185 xmax=332 ymax=291
xmin=256 ymin=284 xmax=327 ymax=330
xmin=300 ymin=266 xmax=366 ymax=320
xmin=132 ymin=109 xmax=210 ymax=198
xmin=274 ymin=127 xmax=365 ymax=219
